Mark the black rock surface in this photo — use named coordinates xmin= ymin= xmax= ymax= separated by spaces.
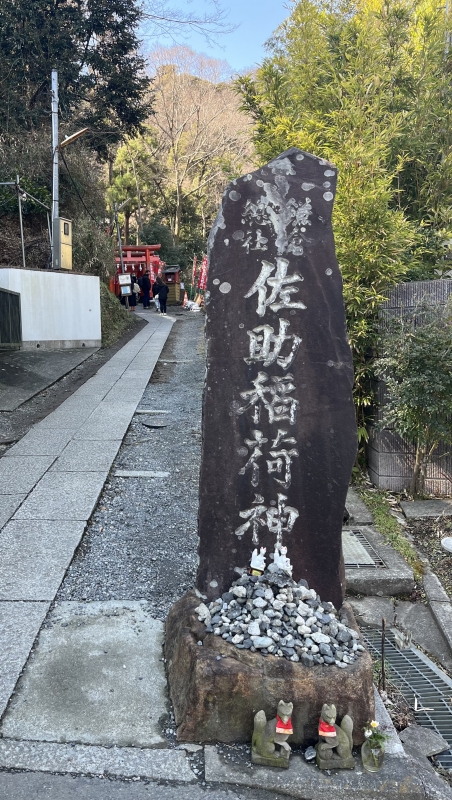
xmin=197 ymin=148 xmax=357 ymax=608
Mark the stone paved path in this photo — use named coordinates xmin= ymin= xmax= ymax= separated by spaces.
xmin=0 ymin=313 xmax=173 ymax=721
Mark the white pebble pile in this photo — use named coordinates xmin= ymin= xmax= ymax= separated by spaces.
xmin=195 ymin=570 xmax=365 ymax=667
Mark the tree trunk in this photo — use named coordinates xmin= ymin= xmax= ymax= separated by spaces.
xmin=201 ymin=206 xmax=206 ymax=239
xmin=410 ymin=442 xmax=430 ymax=497
xmin=127 ymin=147 xmax=142 ymax=244
xmin=410 ymin=443 xmax=424 ymax=497
xmin=125 ymin=211 xmax=130 ymax=246
xmin=174 ymin=184 xmax=182 ymax=242
xmin=108 ymin=155 xmax=114 ymax=232
xmin=418 ymin=458 xmax=428 ymax=497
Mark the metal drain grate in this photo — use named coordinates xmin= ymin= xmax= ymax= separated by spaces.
xmin=343 ymin=529 xmax=387 ymax=569
xmin=362 ymin=628 xmax=452 ymax=770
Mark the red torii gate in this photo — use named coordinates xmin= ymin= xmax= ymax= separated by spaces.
xmin=111 ymin=244 xmax=165 ymax=297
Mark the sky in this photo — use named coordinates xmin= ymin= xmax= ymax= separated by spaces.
xmin=148 ymin=1 xmax=291 ymax=73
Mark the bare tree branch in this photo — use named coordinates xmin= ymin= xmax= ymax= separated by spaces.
xmin=145 ymin=45 xmax=253 ymax=239
xmin=141 ymin=0 xmax=236 ymax=46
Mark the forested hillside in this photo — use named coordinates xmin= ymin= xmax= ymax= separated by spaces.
xmin=0 ymin=0 xmax=249 ymax=274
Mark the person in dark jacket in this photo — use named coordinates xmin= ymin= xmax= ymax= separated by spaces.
xmin=152 ymin=276 xmax=169 ymax=315
xmin=129 ymin=274 xmax=139 ymax=311
xmin=141 ymin=273 xmax=151 ymax=308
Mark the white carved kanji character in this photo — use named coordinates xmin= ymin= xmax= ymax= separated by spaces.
xmin=235 ymin=372 xmax=299 ymax=425
xmin=251 ymin=229 xmax=268 ymax=251
xmin=267 ymin=257 xmax=306 ymax=313
xmin=238 ymin=430 xmax=268 ymax=487
xmin=244 ymin=257 xmax=306 ymax=317
xmin=243 ymin=261 xmax=274 ymax=316
xmin=234 ymin=503 xmax=267 ymax=544
xmin=266 ymin=493 xmax=299 ymax=544
xmin=241 ymin=232 xmax=253 ymax=253
xmin=245 ymin=318 xmax=301 ymax=370
xmin=271 ymin=429 xmax=297 ymax=448
xmin=267 ymin=447 xmax=299 ymax=490
xmin=266 ymin=375 xmax=299 ymax=424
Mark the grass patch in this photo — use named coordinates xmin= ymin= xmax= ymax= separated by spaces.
xmin=356 ymin=487 xmax=424 ymax=580
xmin=100 ymin=282 xmax=139 ymax=348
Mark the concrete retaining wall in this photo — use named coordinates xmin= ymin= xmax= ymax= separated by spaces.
xmin=0 ymin=268 xmax=101 ymax=349
xmin=368 ymin=280 xmax=452 ymax=495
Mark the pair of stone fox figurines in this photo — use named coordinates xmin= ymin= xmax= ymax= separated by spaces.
xmin=251 ymin=701 xmax=354 ymax=770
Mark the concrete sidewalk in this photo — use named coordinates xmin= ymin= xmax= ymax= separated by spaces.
xmin=0 ymin=347 xmax=99 ymax=412
xmin=0 ymin=312 xmax=174 ymax=722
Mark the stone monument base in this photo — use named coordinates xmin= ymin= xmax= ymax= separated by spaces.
xmin=251 ymin=750 xmax=290 ymax=769
xmin=316 ymin=752 xmax=355 ymax=770
xmin=165 ymin=591 xmax=374 ymax=744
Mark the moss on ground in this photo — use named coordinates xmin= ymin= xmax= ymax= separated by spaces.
xmin=356 ymin=487 xmax=424 ymax=580
xmin=100 ymin=282 xmax=139 ymax=348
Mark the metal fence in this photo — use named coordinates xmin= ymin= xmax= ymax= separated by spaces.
xmin=368 ymin=280 xmax=452 ymax=494
xmin=0 ymin=288 xmax=21 ymax=349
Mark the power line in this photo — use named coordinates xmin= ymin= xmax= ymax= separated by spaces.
xmin=59 ymin=150 xmax=103 ymax=227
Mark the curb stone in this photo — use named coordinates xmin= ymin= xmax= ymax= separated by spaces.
xmin=0 ymin=739 xmax=196 ymax=782
xmin=204 ymin=746 xmax=423 ymax=799
xmin=422 ymin=570 xmax=452 ymax=655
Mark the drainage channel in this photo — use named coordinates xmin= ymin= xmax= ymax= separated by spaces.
xmin=362 ymin=628 xmax=452 ymax=770
xmin=343 ymin=528 xmax=387 ymax=569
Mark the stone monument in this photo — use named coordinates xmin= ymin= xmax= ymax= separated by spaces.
xmin=197 ymin=147 xmax=357 ymax=610
xmin=165 ymin=148 xmax=374 ymax=744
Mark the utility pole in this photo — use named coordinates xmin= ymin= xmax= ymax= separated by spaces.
xmin=114 ymin=202 xmax=126 ymax=275
xmin=51 ymin=69 xmax=59 ymax=269
xmin=16 ymin=174 xmax=26 ymax=269
xmin=50 ymin=70 xmax=87 ymax=270
xmin=114 ymin=199 xmax=131 ymax=309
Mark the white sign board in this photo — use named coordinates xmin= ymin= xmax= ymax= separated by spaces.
xmin=118 ymin=273 xmax=131 ymax=286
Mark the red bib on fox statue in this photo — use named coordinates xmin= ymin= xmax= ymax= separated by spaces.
xmin=319 ymin=719 xmax=337 ymax=738
xmin=276 ymin=714 xmax=294 ymax=735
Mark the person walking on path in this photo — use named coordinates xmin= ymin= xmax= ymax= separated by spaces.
xmin=129 ymin=274 xmax=140 ymax=311
xmin=141 ymin=273 xmax=151 ymax=308
xmin=153 ymin=276 xmax=169 ymax=315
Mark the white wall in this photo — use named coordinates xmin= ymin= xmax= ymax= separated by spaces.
xmin=0 ymin=268 xmax=101 ymax=348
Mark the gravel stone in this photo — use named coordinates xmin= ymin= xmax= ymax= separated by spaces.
xmin=57 ymin=314 xmax=204 ymax=618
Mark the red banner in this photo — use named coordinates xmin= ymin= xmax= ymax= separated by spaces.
xmin=197 ymin=254 xmax=208 ymax=290
xmin=191 ymin=255 xmax=198 ymax=287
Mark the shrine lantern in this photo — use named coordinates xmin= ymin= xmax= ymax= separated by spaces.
xmin=163 ymin=266 xmax=181 ymax=304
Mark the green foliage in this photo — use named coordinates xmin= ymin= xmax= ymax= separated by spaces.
xmin=106 ymin=130 xmax=161 ymax=241
xmin=0 ymin=0 xmax=151 ymax=154
xmin=0 ymin=130 xmax=114 ymax=273
xmin=357 ymin=488 xmax=423 ymax=577
xmin=141 ymin=219 xmax=180 ymax=264
xmin=142 ymin=206 xmax=205 ymax=279
xmin=375 ymin=302 xmax=452 ymax=495
xmin=72 ymin=213 xmax=115 ymax=280
xmin=99 ymin=282 xmax=138 ymax=348
xmin=0 ymin=178 xmax=51 ymax=217
xmin=236 ymin=0 xmax=452 ymax=431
